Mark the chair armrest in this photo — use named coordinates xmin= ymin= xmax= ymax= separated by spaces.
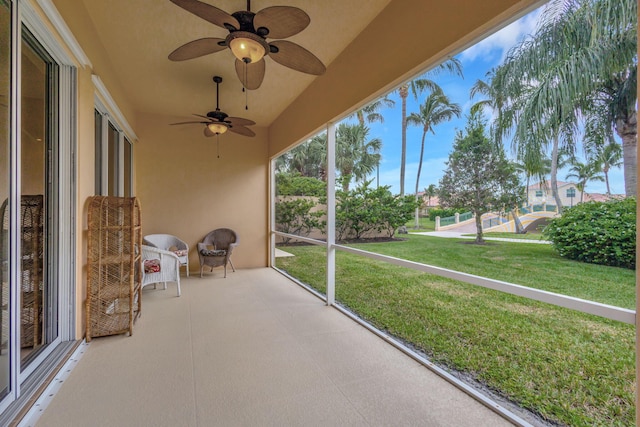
xmin=142 ymin=245 xmax=180 ymax=262
xmin=227 ymin=241 xmax=238 ymax=256
xmin=141 ymin=245 xmax=181 ymax=290
xmin=175 ymin=238 xmax=189 ymax=251
xmin=142 ymin=237 xmax=158 ymax=248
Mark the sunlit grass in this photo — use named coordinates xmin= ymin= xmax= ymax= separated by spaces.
xmin=405 ymin=216 xmax=436 ymax=231
xmin=464 ymin=231 xmax=548 ymax=241
xmin=275 ymin=235 xmax=636 ymax=426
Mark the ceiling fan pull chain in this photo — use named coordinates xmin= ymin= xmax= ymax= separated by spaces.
xmin=216 ymin=134 xmax=220 ymax=158
xmin=244 ymin=62 xmax=249 ymax=110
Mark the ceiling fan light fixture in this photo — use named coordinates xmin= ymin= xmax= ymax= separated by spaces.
xmin=227 ymin=31 xmax=267 ymax=63
xmin=207 ymin=122 xmax=228 ymax=134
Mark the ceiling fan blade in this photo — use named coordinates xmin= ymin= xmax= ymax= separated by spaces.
xmin=228 ymin=125 xmax=256 ymax=137
xmin=268 ymin=40 xmax=326 ymax=75
xmin=169 ymin=0 xmax=239 ymax=30
xmin=253 ymin=6 xmax=310 ymax=39
xmin=226 ymin=116 xmax=256 ymax=127
xmin=169 ymin=38 xmax=226 ymax=61
xmin=170 ymin=120 xmax=207 ymax=125
xmin=204 ymin=127 xmax=215 ymax=137
xmin=235 ymin=58 xmax=266 ymax=90
xmin=193 ymin=113 xmax=211 ymax=120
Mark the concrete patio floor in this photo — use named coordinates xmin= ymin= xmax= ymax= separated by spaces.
xmin=32 ymin=268 xmax=515 ymax=426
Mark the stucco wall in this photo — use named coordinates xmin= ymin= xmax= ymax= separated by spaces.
xmin=135 ymin=112 xmax=269 ymax=271
xmin=47 ymin=0 xmax=542 ymax=339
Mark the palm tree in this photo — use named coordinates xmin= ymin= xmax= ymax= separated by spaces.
xmin=407 ymin=92 xmax=461 ymax=226
xmin=274 ymin=152 xmax=290 ymax=173
xmin=594 ymin=142 xmax=623 ymax=194
xmin=396 ymin=58 xmax=463 ymax=195
xmin=335 ymin=123 xmax=382 ymax=191
xmin=470 ymin=68 xmax=509 ymax=141
xmin=565 ymin=159 xmax=605 ymax=203
xmin=472 ymin=70 xmax=550 ymax=216
xmin=471 ymin=70 xmax=554 ymax=227
xmin=490 ymin=59 xmax=581 ymax=213
xmin=287 ymin=135 xmax=326 ymax=179
xmin=493 ymin=0 xmax=637 ymax=196
xmin=351 ymin=96 xmax=395 ymax=126
xmin=424 ymin=184 xmax=438 ymax=207
xmin=419 ymin=184 xmax=438 ymax=228
xmin=514 ymin=153 xmax=552 ymax=207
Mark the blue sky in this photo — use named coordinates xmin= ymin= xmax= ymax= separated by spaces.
xmin=349 ymin=7 xmax=625 ymax=196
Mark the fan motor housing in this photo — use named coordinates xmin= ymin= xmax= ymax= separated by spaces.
xmin=207 ymin=110 xmax=229 ymax=122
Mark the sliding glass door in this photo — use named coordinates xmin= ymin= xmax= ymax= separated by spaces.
xmin=0 ymin=0 xmax=11 ymax=401
xmin=19 ymin=30 xmax=59 ymax=371
xmin=0 ymin=2 xmax=75 ymax=418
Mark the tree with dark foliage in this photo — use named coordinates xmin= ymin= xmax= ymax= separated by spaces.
xmin=439 ymin=111 xmax=524 ymax=243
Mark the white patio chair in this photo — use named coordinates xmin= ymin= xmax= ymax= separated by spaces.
xmin=143 ymin=234 xmax=189 ymax=277
xmin=141 ymin=245 xmax=181 ymax=297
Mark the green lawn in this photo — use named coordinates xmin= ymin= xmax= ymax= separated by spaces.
xmin=405 ymin=217 xmax=436 ymax=231
xmin=464 ymin=231 xmax=548 ymax=241
xmin=275 ymin=235 xmax=636 ymax=426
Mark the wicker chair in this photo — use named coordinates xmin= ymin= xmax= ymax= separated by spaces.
xmin=141 ymin=245 xmax=181 ymax=297
xmin=197 ymin=228 xmax=238 ymax=278
xmin=143 ymin=234 xmax=189 ymax=277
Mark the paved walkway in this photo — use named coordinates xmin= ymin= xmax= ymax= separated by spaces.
xmin=413 ymin=231 xmax=551 ymax=244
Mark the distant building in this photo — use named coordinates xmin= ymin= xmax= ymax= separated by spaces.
xmin=415 ymin=192 xmax=440 ymax=217
xmin=527 ymin=181 xmax=623 ymax=208
xmin=527 ymin=181 xmax=579 ymax=208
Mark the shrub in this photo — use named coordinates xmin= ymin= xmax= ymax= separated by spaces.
xmin=335 ymin=181 xmax=419 ymax=240
xmin=543 ymin=198 xmax=636 ymax=269
xmin=276 ymin=173 xmax=326 ymax=197
xmin=428 ymin=207 xmax=468 ymax=221
xmin=275 ymin=198 xmax=325 ymax=243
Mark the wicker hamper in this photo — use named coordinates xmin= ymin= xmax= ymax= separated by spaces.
xmin=86 ymin=196 xmax=142 ymax=341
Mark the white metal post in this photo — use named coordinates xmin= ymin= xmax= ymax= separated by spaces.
xmin=269 ymin=157 xmax=276 ymax=268
xmin=326 ymin=122 xmax=336 ymax=306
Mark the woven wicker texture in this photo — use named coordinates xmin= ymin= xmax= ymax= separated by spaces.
xmin=0 ymin=195 xmax=44 ymax=349
xmin=143 ymin=234 xmax=189 ymax=277
xmin=86 ymin=196 xmax=142 ymax=341
xmin=141 ymin=245 xmax=181 ymax=296
xmin=197 ymin=228 xmax=238 ymax=278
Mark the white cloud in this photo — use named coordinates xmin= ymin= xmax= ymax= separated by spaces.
xmin=460 ymin=10 xmax=541 ymax=64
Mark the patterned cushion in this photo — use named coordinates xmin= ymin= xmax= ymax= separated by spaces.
xmin=144 ymin=259 xmax=161 ymax=274
xmin=173 ymin=249 xmax=188 ymax=257
xmin=200 ymin=249 xmax=226 ymax=257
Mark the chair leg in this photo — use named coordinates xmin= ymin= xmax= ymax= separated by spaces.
xmin=186 ymin=263 xmax=189 ymax=277
xmin=176 ymin=279 xmax=181 ymax=297
xmin=223 ymin=264 xmax=227 ymax=278
xmin=229 ymin=258 xmax=236 ymax=272
xmin=200 ymin=266 xmax=203 ymax=278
